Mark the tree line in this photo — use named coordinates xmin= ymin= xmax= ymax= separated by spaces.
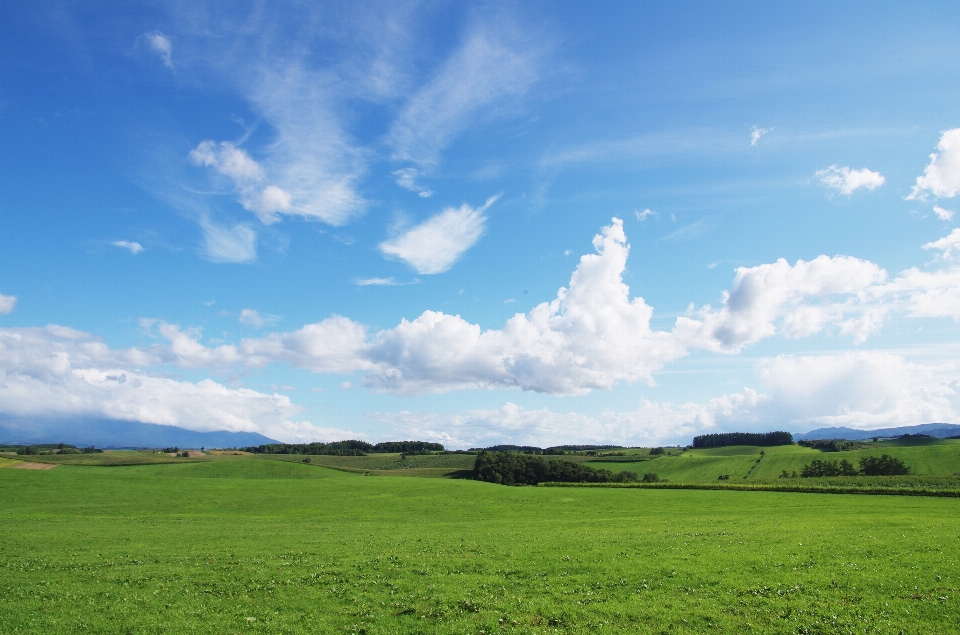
xmin=795 ymin=454 xmax=910 ymax=477
xmin=692 ymin=431 xmax=793 ymax=448
xmin=468 ymin=444 xmax=625 ymax=455
xmin=240 ymin=440 xmax=445 ymax=456
xmin=472 ymin=451 xmax=639 ymax=485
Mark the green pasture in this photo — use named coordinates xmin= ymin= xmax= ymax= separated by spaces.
xmin=2 ymin=457 xmax=959 ymax=634
xmin=584 ymin=439 xmax=960 ymax=482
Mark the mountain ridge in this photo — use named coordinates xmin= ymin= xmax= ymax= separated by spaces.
xmin=0 ymin=418 xmax=278 ymax=449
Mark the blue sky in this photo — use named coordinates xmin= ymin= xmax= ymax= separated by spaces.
xmin=2 ymin=2 xmax=960 ymax=447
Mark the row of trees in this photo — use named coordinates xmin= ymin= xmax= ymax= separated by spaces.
xmin=469 ymin=444 xmax=626 ymax=455
xmin=15 ymin=444 xmax=100 ymax=455
xmin=692 ymin=431 xmax=793 ymax=448
xmin=473 ymin=451 xmax=638 ymax=485
xmin=240 ymin=440 xmax=445 ymax=456
xmin=798 ymin=454 xmax=910 ymax=477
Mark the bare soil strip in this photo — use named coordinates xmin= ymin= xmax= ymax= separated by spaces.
xmin=10 ymin=461 xmax=58 ymax=470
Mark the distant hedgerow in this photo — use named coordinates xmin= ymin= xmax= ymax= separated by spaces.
xmin=692 ymin=431 xmax=793 ymax=448
xmin=473 ymin=451 xmax=638 ymax=486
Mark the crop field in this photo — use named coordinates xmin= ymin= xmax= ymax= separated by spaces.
xmin=2 ymin=456 xmax=959 ymax=634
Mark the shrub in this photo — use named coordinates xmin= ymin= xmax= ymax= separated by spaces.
xmin=860 ymin=454 xmax=910 ymax=476
xmin=649 ymin=447 xmax=665 ymax=455
xmin=16 ymin=446 xmax=39 ymax=456
xmin=642 ymin=473 xmax=660 ymax=483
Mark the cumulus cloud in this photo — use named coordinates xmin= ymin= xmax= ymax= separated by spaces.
xmin=908 ymin=128 xmax=960 ymax=200
xmin=816 ymin=165 xmax=885 ymax=195
xmin=934 ymin=205 xmax=955 ymax=222
xmin=750 ymin=126 xmax=771 ymax=146
xmin=923 ymin=229 xmax=960 ymax=262
xmin=142 ymin=31 xmax=173 ymax=68
xmin=112 ymin=240 xmax=144 ymax=254
xmin=0 ymin=293 xmax=16 ymax=315
xmin=379 ymin=195 xmax=497 ymax=274
xmin=198 ymin=217 xmax=257 ymax=264
xmin=370 ymin=389 xmax=765 ymax=448
xmin=0 ymin=325 xmax=364 ymax=443
xmin=135 ymin=217 xmax=960 ymax=396
xmin=679 ymin=255 xmax=888 ymax=349
xmin=758 ymin=352 xmax=960 ymax=429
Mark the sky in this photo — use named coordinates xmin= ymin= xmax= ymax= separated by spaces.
xmin=2 ymin=1 xmax=960 ymax=448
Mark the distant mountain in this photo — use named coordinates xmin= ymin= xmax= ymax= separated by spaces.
xmin=794 ymin=423 xmax=960 ymax=441
xmin=0 ymin=417 xmax=278 ymax=449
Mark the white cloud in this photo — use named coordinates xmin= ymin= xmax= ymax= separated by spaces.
xmin=0 ymin=325 xmax=361 ymax=443
xmin=189 ymin=141 xmax=292 ymax=224
xmin=112 ymin=240 xmax=143 ymax=254
xmin=678 ymin=255 xmax=888 ymax=350
xmin=371 ymin=389 xmax=764 ymax=449
xmin=923 ymin=228 xmax=960 ymax=262
xmin=143 ymin=31 xmax=173 ymax=68
xmin=908 ymin=128 xmax=960 ymax=200
xmin=816 ymin=165 xmax=885 ymax=195
xmin=392 ymin=168 xmax=433 ymax=198
xmin=387 ymin=25 xmax=543 ymax=169
xmin=372 ymin=350 xmax=960 ymax=448
xmin=750 ymin=126 xmax=771 ymax=146
xmin=379 ymin=195 xmax=497 ymax=274
xmin=934 ymin=205 xmax=955 ymax=222
xmin=758 ymin=352 xmax=960 ymax=429
xmin=354 ymin=277 xmax=419 ymax=287
xmin=0 ymin=294 xmax=16 ymax=315
xmin=141 ymin=320 xmax=242 ymax=370
xmin=276 ymin=217 xmax=687 ymax=395
xmin=635 ymin=208 xmax=658 ymax=221
xmin=239 ymin=309 xmax=265 ymax=328
xmin=198 ymin=217 xmax=257 ymax=264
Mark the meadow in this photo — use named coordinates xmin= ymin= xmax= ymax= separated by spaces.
xmin=1 ymin=454 xmax=958 ymax=633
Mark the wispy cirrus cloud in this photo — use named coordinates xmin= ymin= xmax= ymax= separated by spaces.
xmin=750 ymin=125 xmax=771 ymax=145
xmin=141 ymin=30 xmax=173 ymax=68
xmin=379 ymin=195 xmax=498 ymax=274
xmin=816 ymin=165 xmax=885 ymax=195
xmin=387 ymin=23 xmax=547 ymax=192
xmin=112 ymin=240 xmax=144 ymax=254
xmin=198 ymin=216 xmax=257 ymax=264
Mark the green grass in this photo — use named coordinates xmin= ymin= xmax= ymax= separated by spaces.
xmin=1 ymin=457 xmax=959 ymax=633
xmin=584 ymin=440 xmax=960 ymax=483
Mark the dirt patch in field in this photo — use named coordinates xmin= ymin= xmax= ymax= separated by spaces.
xmin=10 ymin=462 xmax=58 ymax=470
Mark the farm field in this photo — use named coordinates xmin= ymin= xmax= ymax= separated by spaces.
xmin=1 ymin=457 xmax=958 ymax=634
xmin=583 ymin=439 xmax=960 ymax=483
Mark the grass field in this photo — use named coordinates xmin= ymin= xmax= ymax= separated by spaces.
xmin=2 ymin=456 xmax=958 ymax=633
xmin=583 ymin=439 xmax=960 ymax=483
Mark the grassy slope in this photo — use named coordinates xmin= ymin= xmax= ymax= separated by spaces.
xmin=1 ymin=458 xmax=958 ymax=633
xmin=584 ymin=440 xmax=960 ymax=482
